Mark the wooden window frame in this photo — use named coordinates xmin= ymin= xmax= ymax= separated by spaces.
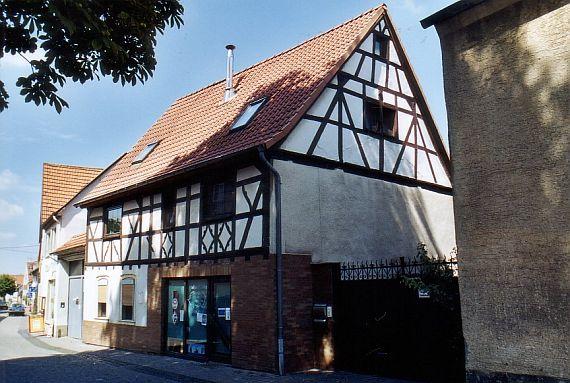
xmin=201 ymin=175 xmax=236 ymax=223
xmin=97 ymin=278 xmax=108 ymax=319
xmin=161 ymin=189 xmax=178 ymax=231
xmin=363 ymin=99 xmax=397 ymax=139
xmin=103 ymin=205 xmax=122 ymax=238
xmin=373 ymin=33 xmax=390 ymax=60
xmin=120 ymin=277 xmax=135 ymax=322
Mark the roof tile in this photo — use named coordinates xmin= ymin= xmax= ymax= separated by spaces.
xmin=83 ymin=5 xmax=384 ymax=204
xmin=41 ymin=163 xmax=102 ymax=224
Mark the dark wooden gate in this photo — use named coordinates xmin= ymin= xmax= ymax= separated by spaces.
xmin=333 ymin=258 xmax=465 ymax=382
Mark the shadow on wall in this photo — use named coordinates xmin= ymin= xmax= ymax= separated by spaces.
xmin=442 ymin=0 xmax=569 ymax=376
xmin=309 ymin=168 xmax=455 ymax=263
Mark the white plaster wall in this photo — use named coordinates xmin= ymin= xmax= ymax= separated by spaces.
xmin=37 ymin=169 xmax=107 ymax=336
xmin=274 ymin=160 xmax=456 ymax=262
xmin=83 ymin=265 xmax=148 ymax=326
xmin=59 ymin=179 xmax=100 ymax=245
xmin=54 ymin=261 xmax=69 ymax=328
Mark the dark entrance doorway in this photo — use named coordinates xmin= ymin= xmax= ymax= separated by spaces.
xmin=333 ymin=260 xmax=465 ymax=382
xmin=165 ymin=277 xmax=231 ymax=362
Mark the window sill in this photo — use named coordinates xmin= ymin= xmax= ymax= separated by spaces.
xmin=119 ymin=320 xmax=136 ymax=326
xmin=103 ymin=234 xmax=120 ymax=240
xmin=94 ymin=317 xmax=109 ymax=322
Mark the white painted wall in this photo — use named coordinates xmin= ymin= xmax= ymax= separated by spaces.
xmin=274 ymin=159 xmax=456 ymax=263
xmin=83 ymin=265 xmax=148 ymax=326
xmin=37 ymin=170 xmax=105 ymax=336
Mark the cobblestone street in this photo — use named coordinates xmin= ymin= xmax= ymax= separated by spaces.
xmin=0 ymin=314 xmax=420 ymax=383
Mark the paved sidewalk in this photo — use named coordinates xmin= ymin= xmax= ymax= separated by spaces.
xmin=28 ymin=340 xmax=421 ymax=383
xmin=1 ymin=315 xmax=421 ymax=383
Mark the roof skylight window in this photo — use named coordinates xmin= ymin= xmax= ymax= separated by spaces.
xmin=230 ymin=97 xmax=267 ymax=131
xmin=132 ymin=141 xmax=159 ymax=164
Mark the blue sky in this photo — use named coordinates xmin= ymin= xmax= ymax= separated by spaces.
xmin=0 ymin=0 xmax=453 ymax=274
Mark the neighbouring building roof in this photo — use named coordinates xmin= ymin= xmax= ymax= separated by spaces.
xmin=81 ymin=5 xmax=386 ymax=205
xmin=53 ymin=233 xmax=86 ymax=256
xmin=11 ymin=275 xmax=24 ymax=286
xmin=40 ymin=163 xmax=103 ymax=225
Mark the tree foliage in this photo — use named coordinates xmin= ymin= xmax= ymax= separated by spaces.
xmin=0 ymin=0 xmax=184 ymax=113
xmin=400 ymin=243 xmax=458 ymax=307
xmin=0 ymin=274 xmax=17 ymax=298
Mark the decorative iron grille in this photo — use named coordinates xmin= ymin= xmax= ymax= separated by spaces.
xmin=339 ymin=256 xmax=458 ymax=281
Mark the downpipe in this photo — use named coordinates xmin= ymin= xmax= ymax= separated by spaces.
xmin=258 ymin=146 xmax=285 ymax=376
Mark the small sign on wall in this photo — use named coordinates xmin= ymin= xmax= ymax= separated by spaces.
xmin=418 ymin=289 xmax=431 ymax=299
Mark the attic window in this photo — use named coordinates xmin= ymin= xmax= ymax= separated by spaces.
xmin=364 ymin=100 xmax=397 ymax=138
xmin=374 ymin=34 xmax=389 ymax=60
xmin=230 ymin=98 xmax=267 ymax=131
xmin=132 ymin=141 xmax=159 ymax=164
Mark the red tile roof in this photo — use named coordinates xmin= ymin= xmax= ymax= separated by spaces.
xmin=82 ymin=5 xmax=386 ymax=205
xmin=41 ymin=163 xmax=102 ymax=225
xmin=53 ymin=233 xmax=86 ymax=256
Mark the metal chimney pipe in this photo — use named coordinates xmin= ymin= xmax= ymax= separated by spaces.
xmin=224 ymin=44 xmax=236 ymax=101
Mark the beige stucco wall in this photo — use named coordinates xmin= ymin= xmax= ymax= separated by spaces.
xmin=274 ymin=159 xmax=456 ymax=263
xmin=436 ymin=0 xmax=569 ymax=380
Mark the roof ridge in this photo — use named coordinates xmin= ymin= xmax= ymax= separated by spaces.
xmin=173 ymin=4 xmax=386 ymax=105
xmin=43 ymin=162 xmax=103 ymax=171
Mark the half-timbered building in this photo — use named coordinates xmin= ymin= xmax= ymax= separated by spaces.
xmin=78 ymin=5 xmax=455 ymax=374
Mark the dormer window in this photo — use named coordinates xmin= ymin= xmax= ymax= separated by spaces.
xmin=230 ymin=98 xmax=267 ymax=131
xmin=132 ymin=141 xmax=159 ymax=164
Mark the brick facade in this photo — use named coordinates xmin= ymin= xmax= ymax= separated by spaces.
xmin=83 ymin=253 xmax=318 ymax=373
xmin=431 ymin=0 xmax=570 ymax=381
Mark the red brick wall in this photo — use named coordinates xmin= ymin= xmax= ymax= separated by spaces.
xmin=83 ymin=256 xmax=282 ymax=373
xmin=231 ymin=256 xmax=277 ymax=372
xmin=83 ymin=319 xmax=160 ymax=352
xmin=282 ymin=253 xmax=314 ymax=372
xmin=82 ymin=255 xmax=319 ymax=373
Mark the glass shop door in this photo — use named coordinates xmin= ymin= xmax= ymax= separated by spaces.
xmin=209 ymin=279 xmax=231 ymax=361
xmin=165 ymin=278 xmax=231 ymax=362
xmin=166 ymin=280 xmax=185 ymax=354
xmin=186 ymin=279 xmax=209 ymax=359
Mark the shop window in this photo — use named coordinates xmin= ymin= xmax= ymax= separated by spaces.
xmin=121 ymin=278 xmax=135 ymax=321
xmin=203 ymin=178 xmax=235 ymax=221
xmin=104 ymin=206 xmax=122 ymax=236
xmin=97 ymin=279 xmax=108 ymax=318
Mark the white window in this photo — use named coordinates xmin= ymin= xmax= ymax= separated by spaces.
xmin=97 ymin=278 xmax=108 ymax=318
xmin=121 ymin=278 xmax=135 ymax=321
